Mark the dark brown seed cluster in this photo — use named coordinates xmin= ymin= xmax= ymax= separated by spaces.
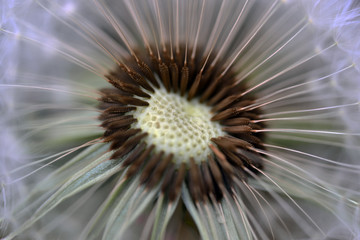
xmin=98 ymin=44 xmax=265 ymax=202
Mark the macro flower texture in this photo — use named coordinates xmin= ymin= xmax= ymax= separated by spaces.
xmin=1 ymin=0 xmax=360 ymax=239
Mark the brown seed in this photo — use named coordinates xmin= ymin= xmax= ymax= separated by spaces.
xmin=222 ymin=125 xmax=252 ymax=134
xmin=212 ymin=95 xmax=239 ymax=112
xmin=208 ymin=155 xmax=224 ymax=188
xmin=161 ymin=164 xmax=176 ymax=193
xmin=208 ymin=85 xmax=231 ymax=106
xmin=220 ymin=117 xmax=250 ymax=126
xmin=103 ymin=106 xmax=137 ymax=115
xmin=122 ymin=142 xmax=146 ymax=167
xmin=209 ymin=144 xmax=234 ymax=176
xmin=188 ymin=158 xmax=205 ymax=202
xmin=221 ymin=149 xmax=245 ymax=169
xmin=147 ymin=154 xmax=173 ymax=188
xmin=169 ymin=162 xmax=186 ymax=201
xmin=110 ymin=133 xmax=148 ymax=160
xmin=136 ymin=59 xmax=158 ymax=89
xmin=140 ymin=151 xmax=164 ymax=184
xmin=201 ymin=161 xmax=215 ymax=196
xmin=170 ymin=62 xmax=179 ymax=92
xmin=211 ymin=137 xmax=237 ymax=152
xmin=99 ymin=93 xmax=124 ymax=104
xmin=116 ymin=95 xmax=149 ymax=106
xmin=104 ymin=128 xmax=141 ymax=143
xmin=200 ymin=76 xmax=220 ymax=103
xmin=218 ymin=136 xmax=252 ymax=149
xmin=187 ymin=72 xmax=202 ymax=101
xmin=116 ymin=81 xmax=151 ymax=98
xmin=101 ymin=115 xmax=136 ymax=130
xmin=211 ymin=108 xmax=239 ymax=121
xmin=125 ymin=145 xmax=155 ymax=178
xmin=159 ymin=62 xmax=171 ymax=92
xmin=126 ymin=68 xmax=154 ymax=92
xmin=233 ymin=99 xmax=254 ymax=108
xmin=180 ymin=66 xmax=189 ymax=96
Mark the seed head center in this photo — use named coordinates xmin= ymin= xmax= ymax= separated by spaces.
xmin=132 ymin=87 xmax=224 ymax=164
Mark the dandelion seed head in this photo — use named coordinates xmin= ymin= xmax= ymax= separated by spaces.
xmin=2 ymin=0 xmax=360 ymax=239
xmin=98 ymin=39 xmax=267 ymax=201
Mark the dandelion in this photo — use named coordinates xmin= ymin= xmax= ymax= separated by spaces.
xmin=1 ymin=0 xmax=360 ymax=239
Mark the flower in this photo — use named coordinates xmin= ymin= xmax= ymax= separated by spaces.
xmin=1 ymin=0 xmax=360 ymax=239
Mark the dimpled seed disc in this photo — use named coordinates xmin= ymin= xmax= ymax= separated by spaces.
xmin=132 ymin=87 xmax=224 ymax=164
